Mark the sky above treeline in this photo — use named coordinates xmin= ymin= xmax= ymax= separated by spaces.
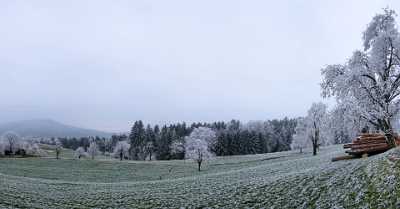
xmin=1 ymin=0 xmax=400 ymax=132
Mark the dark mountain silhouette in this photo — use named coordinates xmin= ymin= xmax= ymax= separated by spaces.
xmin=0 ymin=119 xmax=111 ymax=138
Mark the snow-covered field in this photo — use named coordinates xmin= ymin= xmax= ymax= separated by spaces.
xmin=1 ymin=145 xmax=400 ymax=208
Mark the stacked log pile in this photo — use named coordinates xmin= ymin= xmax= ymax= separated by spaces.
xmin=343 ymin=133 xmax=398 ymax=156
xmin=332 ymin=133 xmax=400 ymax=162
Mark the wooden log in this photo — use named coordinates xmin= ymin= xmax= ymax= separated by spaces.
xmin=348 ymin=140 xmax=383 ymax=146
xmin=349 ymin=142 xmax=389 ymax=148
xmin=331 ymin=155 xmax=358 ymax=162
xmin=346 ymin=145 xmax=389 ymax=153
xmin=350 ymin=140 xmax=388 ymax=145
xmin=343 ymin=144 xmax=352 ymax=149
xmin=345 ymin=140 xmax=388 ymax=149
xmin=353 ymin=138 xmax=388 ymax=144
xmin=346 ymin=142 xmax=388 ymax=150
xmin=355 ymin=139 xmax=386 ymax=144
xmin=346 ymin=144 xmax=390 ymax=155
xmin=388 ymin=156 xmax=400 ymax=162
xmin=360 ymin=133 xmax=384 ymax=137
xmin=357 ymin=144 xmax=389 ymax=151
xmin=359 ymin=136 xmax=386 ymax=141
xmin=354 ymin=136 xmax=385 ymax=142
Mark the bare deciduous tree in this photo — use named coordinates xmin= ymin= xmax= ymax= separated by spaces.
xmin=291 ymin=103 xmax=329 ymax=155
xmin=2 ymin=132 xmax=21 ymax=155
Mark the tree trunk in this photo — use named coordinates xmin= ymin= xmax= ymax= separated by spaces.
xmin=198 ymin=161 xmax=202 ymax=172
xmin=312 ymin=144 xmax=317 ymax=156
xmin=9 ymin=143 xmax=13 ymax=156
xmin=380 ymin=118 xmax=396 ymax=148
xmin=120 ymin=152 xmax=123 ymax=161
xmin=312 ymin=122 xmax=319 ymax=156
xmin=103 ymin=139 xmax=106 ymax=155
xmin=300 ymin=148 xmax=303 ymax=153
xmin=385 ymin=131 xmax=396 ymax=148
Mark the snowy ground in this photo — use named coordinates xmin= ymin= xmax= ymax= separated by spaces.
xmin=0 ymin=145 xmax=400 ymax=208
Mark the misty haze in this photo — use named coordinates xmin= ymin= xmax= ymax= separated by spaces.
xmin=2 ymin=1 xmax=400 ymax=208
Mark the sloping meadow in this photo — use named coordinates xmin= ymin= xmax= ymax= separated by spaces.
xmin=0 ymin=145 xmax=400 ymax=208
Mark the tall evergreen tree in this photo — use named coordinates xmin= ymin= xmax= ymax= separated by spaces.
xmin=129 ymin=120 xmax=146 ymax=160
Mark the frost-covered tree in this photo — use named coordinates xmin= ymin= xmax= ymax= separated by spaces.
xmin=21 ymin=141 xmax=45 ymax=156
xmin=322 ymin=9 xmax=400 ymax=147
xmin=243 ymin=120 xmax=269 ymax=135
xmin=2 ymin=131 xmax=21 ymax=155
xmin=185 ymin=127 xmax=216 ymax=171
xmin=75 ymin=147 xmax=87 ymax=159
xmin=170 ymin=140 xmax=185 ymax=159
xmin=0 ymin=140 xmax=5 ymax=156
xmin=87 ymin=141 xmax=99 ymax=160
xmin=325 ymin=98 xmax=370 ymax=144
xmin=113 ymin=141 xmax=130 ymax=161
xmin=291 ymin=118 xmax=310 ymax=153
xmin=291 ymin=103 xmax=329 ymax=155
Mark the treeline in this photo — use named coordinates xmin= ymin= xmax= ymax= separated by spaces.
xmin=214 ymin=119 xmax=297 ymax=156
xmin=58 ymin=136 xmax=109 ymax=154
xmin=58 ymin=118 xmax=297 ymax=160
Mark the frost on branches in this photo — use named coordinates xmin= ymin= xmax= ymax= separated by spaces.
xmin=170 ymin=140 xmax=185 ymax=159
xmin=113 ymin=141 xmax=130 ymax=161
xmin=87 ymin=141 xmax=99 ymax=160
xmin=0 ymin=132 xmax=45 ymax=157
xmin=321 ymin=9 xmax=400 ymax=147
xmin=327 ymin=98 xmax=369 ymax=144
xmin=291 ymin=103 xmax=330 ymax=155
xmin=75 ymin=147 xmax=87 ymax=159
xmin=185 ymin=127 xmax=216 ymax=171
xmin=21 ymin=141 xmax=46 ymax=156
xmin=291 ymin=117 xmax=310 ymax=153
xmin=1 ymin=131 xmax=21 ymax=155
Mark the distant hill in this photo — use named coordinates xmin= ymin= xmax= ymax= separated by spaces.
xmin=0 ymin=119 xmax=112 ymax=138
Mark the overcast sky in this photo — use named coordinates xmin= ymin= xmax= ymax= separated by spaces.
xmin=1 ymin=0 xmax=400 ymax=132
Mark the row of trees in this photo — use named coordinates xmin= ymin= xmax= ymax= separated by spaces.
xmin=0 ymin=132 xmax=45 ymax=157
xmin=71 ymin=127 xmax=214 ymax=171
xmin=290 ymin=102 xmax=366 ymax=155
xmin=126 ymin=119 xmax=296 ymax=160
xmin=60 ymin=118 xmax=297 ymax=161
xmin=57 ymin=136 xmax=109 ymax=154
xmin=73 ymin=140 xmax=131 ymax=161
